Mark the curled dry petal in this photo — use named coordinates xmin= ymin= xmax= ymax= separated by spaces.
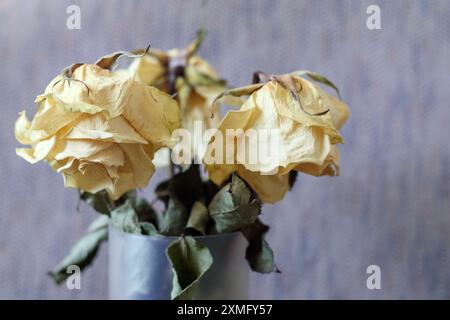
xmin=15 ymin=63 xmax=180 ymax=200
xmin=129 ymin=48 xmax=227 ymax=164
xmin=205 ymin=74 xmax=349 ymax=203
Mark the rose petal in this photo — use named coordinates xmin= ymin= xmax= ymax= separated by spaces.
xmin=237 ymin=167 xmax=290 ymax=204
xmin=65 ymin=114 xmax=147 ymax=144
xmin=122 ymin=85 xmax=181 ymax=149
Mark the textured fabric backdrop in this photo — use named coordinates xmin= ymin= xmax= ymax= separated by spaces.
xmin=1 ymin=0 xmax=449 ymax=299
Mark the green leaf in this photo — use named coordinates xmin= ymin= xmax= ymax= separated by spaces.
xmin=79 ymin=190 xmax=112 ymax=214
xmin=171 ymin=165 xmax=203 ymax=211
xmin=110 ymin=200 xmax=141 ymax=234
xmin=140 ymin=222 xmax=160 ymax=236
xmin=79 ymin=189 xmax=139 ymax=214
xmin=134 ymin=197 xmax=158 ymax=225
xmin=186 ymin=201 xmax=209 ymax=235
xmin=166 ymin=236 xmax=213 ymax=300
xmin=48 ymin=216 xmax=108 ymax=284
xmin=291 ymin=70 xmax=342 ymax=100
xmin=241 ymin=219 xmax=280 ymax=274
xmin=87 ymin=215 xmax=110 ymax=232
xmin=208 ymin=175 xmax=261 ymax=233
xmin=119 ymin=190 xmax=137 ymax=206
xmin=155 ymin=164 xmax=203 ymax=211
xmin=160 ymin=197 xmax=188 ymax=236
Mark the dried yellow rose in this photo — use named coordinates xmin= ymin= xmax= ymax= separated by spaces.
xmin=205 ymin=73 xmax=349 ymax=203
xmin=15 ymin=63 xmax=181 ymax=200
xmin=176 ymin=54 xmax=224 ymax=135
xmin=128 ymin=40 xmax=225 ymax=162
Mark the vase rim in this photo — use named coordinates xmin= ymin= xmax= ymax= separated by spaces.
xmin=108 ymin=223 xmax=242 ymax=242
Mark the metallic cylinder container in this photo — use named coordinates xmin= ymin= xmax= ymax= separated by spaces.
xmin=108 ymin=225 xmax=249 ymax=300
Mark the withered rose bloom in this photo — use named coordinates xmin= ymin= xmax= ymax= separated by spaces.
xmin=128 ymin=43 xmax=226 ymax=162
xmin=15 ymin=63 xmax=180 ymax=200
xmin=205 ymin=73 xmax=349 ymax=203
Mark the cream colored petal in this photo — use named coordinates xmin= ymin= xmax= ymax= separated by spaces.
xmin=39 ymin=93 xmax=103 ymax=115
xmin=100 ymin=143 xmax=155 ymax=199
xmin=64 ymin=114 xmax=147 ymax=144
xmin=248 ymin=80 xmax=343 ymax=144
xmin=63 ymin=162 xmax=112 ymax=194
xmin=55 ymin=140 xmax=113 ymax=161
xmin=184 ymin=56 xmax=225 ymax=104
xmin=175 ymin=78 xmax=221 ymax=131
xmin=15 ymin=136 xmax=57 ymax=164
xmin=217 ymin=107 xmax=259 ymax=131
xmin=56 ymin=157 xmax=78 ymax=174
xmin=184 ymin=91 xmax=221 ymax=128
xmin=285 ymin=126 xmax=331 ymax=165
xmin=187 ymin=56 xmax=219 ymax=79
xmin=106 ymin=170 xmax=135 ymax=200
xmin=16 ymin=148 xmax=36 ymax=163
xmin=175 ymin=77 xmax=192 ymax=111
xmin=237 ymin=167 xmax=290 ymax=204
xmin=120 ymin=143 xmax=155 ymax=188
xmin=43 ymin=73 xmax=103 ymax=115
xmin=187 ymin=109 xmax=217 ymax=162
xmin=204 ymin=107 xmax=259 ymax=182
xmin=194 ymin=85 xmax=225 ymax=105
xmin=105 ymin=165 xmax=120 ymax=184
xmin=58 ymin=155 xmax=135 ymax=201
xmin=205 ymin=80 xmax=343 ymax=196
xmin=220 ymin=92 xmax=330 ymax=174
xmin=313 ymin=84 xmax=350 ymax=129
xmin=128 ymin=55 xmax=166 ymax=85
xmin=15 ymin=94 xmax=82 ymax=146
xmin=15 ymin=112 xmax=47 ymax=145
xmin=79 ymin=65 xmax=135 ymax=118
xmin=83 ymin=144 xmax=125 ymax=168
xmin=50 ymin=64 xmax=135 ymax=118
xmin=107 ymin=144 xmax=158 ymax=199
xmin=47 ymin=158 xmax=63 ymax=171
xmin=33 ymin=136 xmax=57 ymax=160
xmin=295 ymin=145 xmax=340 ymax=176
xmin=274 ymin=126 xmax=332 ymax=176
xmin=207 ymin=164 xmax=236 ymax=187
xmin=122 ymin=85 xmax=181 ymax=149
xmin=230 ymin=92 xmax=284 ymax=173
xmin=31 ymin=96 xmax=83 ymax=133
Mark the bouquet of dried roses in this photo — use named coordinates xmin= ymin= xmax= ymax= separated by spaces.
xmin=14 ymin=31 xmax=349 ymax=299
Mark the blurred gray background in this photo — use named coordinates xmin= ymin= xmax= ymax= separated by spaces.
xmin=1 ymin=0 xmax=449 ymax=299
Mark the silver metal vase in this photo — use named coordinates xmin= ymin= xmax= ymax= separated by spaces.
xmin=108 ymin=225 xmax=249 ymax=300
